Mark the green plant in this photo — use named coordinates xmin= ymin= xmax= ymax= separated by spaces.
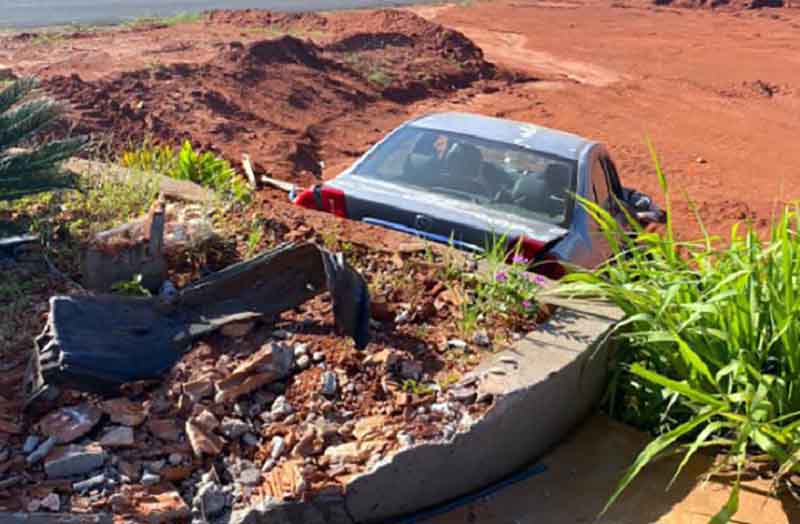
xmin=552 ymin=141 xmax=800 ymax=524
xmin=119 ymin=140 xmax=251 ymax=204
xmin=111 ymin=274 xmax=152 ymax=297
xmin=401 ymin=379 xmax=434 ymax=396
xmin=456 ymin=234 xmax=543 ymax=335
xmin=367 ymin=69 xmax=394 ymax=88
xmin=124 ymin=12 xmax=202 ymax=29
xmin=0 ymin=77 xmax=86 ymax=201
xmin=245 ymin=220 xmax=264 ymax=258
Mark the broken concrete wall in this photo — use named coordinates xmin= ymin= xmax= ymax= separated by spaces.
xmin=230 ymin=299 xmax=621 ymax=524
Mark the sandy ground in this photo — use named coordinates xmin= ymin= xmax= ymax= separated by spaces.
xmin=425 ymin=415 xmax=800 ymax=524
xmin=411 ymin=0 xmax=800 ymax=240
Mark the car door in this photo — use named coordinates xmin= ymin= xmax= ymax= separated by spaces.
xmin=587 ymin=155 xmax=614 ymax=263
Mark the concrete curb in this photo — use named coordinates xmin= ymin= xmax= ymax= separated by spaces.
xmin=234 ymin=298 xmax=622 ymax=524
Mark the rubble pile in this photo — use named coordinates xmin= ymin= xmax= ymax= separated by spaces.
xmin=0 ymin=325 xmax=489 ymax=521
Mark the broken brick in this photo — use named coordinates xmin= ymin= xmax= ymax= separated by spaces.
xmin=99 ymin=398 xmax=148 ymax=427
xmin=39 ymin=404 xmax=102 ymax=444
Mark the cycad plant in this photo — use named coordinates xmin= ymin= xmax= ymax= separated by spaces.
xmin=550 ymin=141 xmax=800 ymax=523
xmin=0 ymin=77 xmax=86 ymax=201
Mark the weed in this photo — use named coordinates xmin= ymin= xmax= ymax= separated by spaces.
xmin=245 ymin=219 xmax=264 ymax=259
xmin=553 ymin=141 xmax=800 ymax=524
xmin=455 ymin=234 xmax=543 ymax=335
xmin=111 ymin=274 xmax=151 ymax=297
xmin=402 ymin=379 xmax=434 ymax=396
xmin=367 ymin=69 xmax=394 ymax=88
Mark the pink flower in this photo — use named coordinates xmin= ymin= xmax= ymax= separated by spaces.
xmin=495 ymin=271 xmax=508 ymax=282
xmin=512 ymin=255 xmax=529 ymax=265
xmin=528 ymin=273 xmax=546 ymax=286
xmin=522 ymin=300 xmax=533 ymax=310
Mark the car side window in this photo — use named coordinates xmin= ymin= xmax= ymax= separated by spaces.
xmin=591 ymin=158 xmax=610 ymax=210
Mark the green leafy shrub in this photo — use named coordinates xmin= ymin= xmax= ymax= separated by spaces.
xmin=553 ymin=141 xmax=800 ymax=523
xmin=120 ymin=140 xmax=251 ymax=204
xmin=0 ymin=77 xmax=86 ymax=201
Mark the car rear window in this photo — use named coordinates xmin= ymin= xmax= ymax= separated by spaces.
xmin=352 ymin=125 xmax=577 ymax=227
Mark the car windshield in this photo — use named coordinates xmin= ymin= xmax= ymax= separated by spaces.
xmin=352 ymin=125 xmax=577 ymax=227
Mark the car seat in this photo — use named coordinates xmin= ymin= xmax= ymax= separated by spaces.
xmin=443 ymin=143 xmax=487 ymax=196
xmin=511 ymin=163 xmax=570 ymax=216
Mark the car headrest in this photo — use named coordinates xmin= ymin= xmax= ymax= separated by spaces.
xmin=445 ymin=143 xmax=482 ymax=179
xmin=512 ymin=163 xmax=570 ymax=215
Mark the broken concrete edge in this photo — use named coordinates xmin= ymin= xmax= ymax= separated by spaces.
xmin=63 ymin=157 xmax=216 ymax=203
xmin=230 ymin=297 xmax=623 ymax=524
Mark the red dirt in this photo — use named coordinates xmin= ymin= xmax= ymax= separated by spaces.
xmin=5 ymin=9 xmax=495 ymax=186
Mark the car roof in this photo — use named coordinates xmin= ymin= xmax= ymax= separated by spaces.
xmin=408 ymin=112 xmax=595 ymax=161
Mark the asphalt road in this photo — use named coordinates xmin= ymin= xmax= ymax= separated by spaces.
xmin=0 ymin=0 xmax=432 ymax=28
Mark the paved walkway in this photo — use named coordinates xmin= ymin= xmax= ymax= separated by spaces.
xmin=426 ymin=415 xmax=797 ymax=524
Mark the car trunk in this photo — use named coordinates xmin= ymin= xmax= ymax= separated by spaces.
xmin=328 ymin=177 xmax=568 ymax=255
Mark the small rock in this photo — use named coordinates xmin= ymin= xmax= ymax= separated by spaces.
xmin=449 ymin=387 xmax=477 ymax=404
xmin=146 ymin=459 xmax=167 ymax=473
xmin=137 ymin=490 xmax=191 ymax=523
xmin=40 ymin=493 xmax=60 ymax=512
xmin=447 ymin=339 xmax=468 ymax=350
xmin=147 ymin=419 xmax=181 ymax=442
xmin=271 ymin=396 xmax=292 ymax=420
xmin=239 ymin=468 xmax=261 ymax=486
xmin=320 ymin=371 xmax=338 ymax=398
xmin=44 ymin=444 xmax=105 ymax=479
xmin=471 ymin=331 xmax=490 ymax=347
xmin=270 ymin=436 xmax=285 ymax=460
xmin=394 ymin=310 xmax=410 ymax=324
xmin=221 ymin=321 xmax=255 ymax=338
xmin=399 ymin=359 xmax=423 ymax=381
xmin=142 ymin=471 xmax=161 ymax=486
xmin=194 ymin=409 xmax=220 ymax=431
xmin=293 ymin=343 xmax=308 ymax=357
xmin=168 ymin=453 xmax=184 ymax=466
xmin=312 ymin=351 xmax=325 ymax=363
xmin=397 ymin=433 xmax=413 ymax=448
xmin=193 ymin=482 xmax=228 ymax=517
xmin=186 ymin=420 xmax=224 ymax=457
xmin=23 ymin=435 xmax=40 ymax=454
xmin=73 ymin=473 xmax=106 ymax=492
xmin=696 ymin=156 xmax=707 ymax=164
xmin=242 ymin=433 xmax=260 ymax=447
xmin=296 ymin=355 xmax=311 ymax=370
xmin=100 ymin=426 xmax=135 ymax=448
xmin=221 ymin=417 xmax=249 ymax=439
xmin=272 ymin=329 xmax=290 ymax=339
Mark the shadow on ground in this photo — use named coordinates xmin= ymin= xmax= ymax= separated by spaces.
xmin=425 ymin=415 xmax=798 ymax=524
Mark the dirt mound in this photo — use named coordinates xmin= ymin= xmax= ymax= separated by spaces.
xmin=653 ymin=0 xmax=784 ymax=8
xmin=42 ymin=10 xmax=495 ymax=185
xmin=205 ymin=9 xmax=330 ymax=32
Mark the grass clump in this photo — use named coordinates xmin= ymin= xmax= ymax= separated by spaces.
xmin=120 ymin=140 xmax=251 ymax=204
xmin=124 ymin=12 xmax=202 ymax=29
xmin=554 ymin=141 xmax=800 ymax=523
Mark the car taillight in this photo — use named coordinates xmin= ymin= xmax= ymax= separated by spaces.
xmin=293 ymin=185 xmax=348 ymax=218
xmin=508 ymin=236 xmax=566 ymax=280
